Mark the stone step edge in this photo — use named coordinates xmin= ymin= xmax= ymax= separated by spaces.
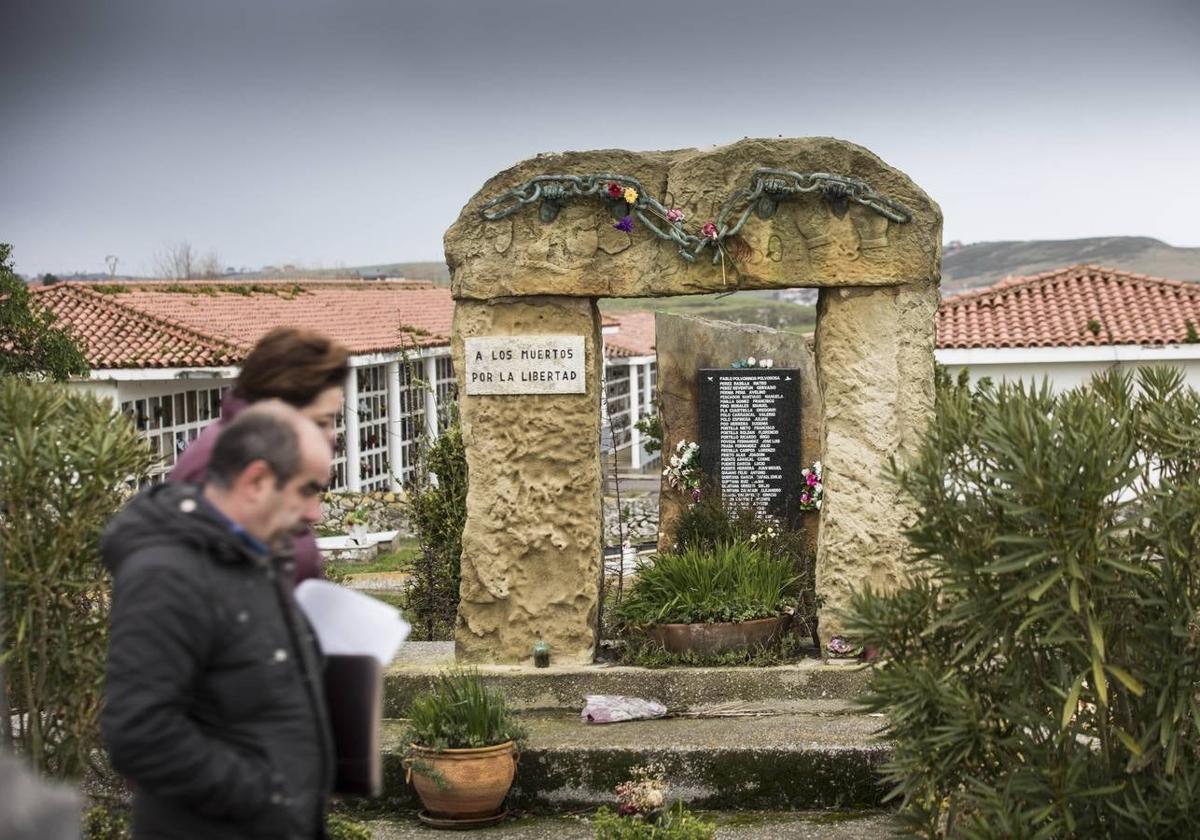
xmin=384 ymin=661 xmax=874 ymax=716
xmin=370 ymin=712 xmax=892 ymax=812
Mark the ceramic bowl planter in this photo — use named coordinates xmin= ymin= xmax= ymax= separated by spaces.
xmin=406 ymin=740 xmax=517 ymax=823
xmin=402 ymin=668 xmax=527 ymax=829
xmin=648 ymin=614 xmax=791 ymax=656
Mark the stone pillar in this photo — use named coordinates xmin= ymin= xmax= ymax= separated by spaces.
xmin=627 ymin=358 xmax=641 ymax=469
xmin=423 ymin=354 xmax=439 ymax=439
xmin=452 ymin=296 xmax=605 ymax=664
xmin=813 ymin=281 xmax=938 ymax=646
xmin=386 ymin=361 xmax=402 ymax=491
xmin=344 ymin=366 xmax=361 ymax=492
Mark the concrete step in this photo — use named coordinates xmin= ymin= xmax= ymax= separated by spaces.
xmin=385 ymin=643 xmax=872 ymax=718
xmin=367 ymin=810 xmax=899 ymax=839
xmin=376 ymin=711 xmax=890 ymax=812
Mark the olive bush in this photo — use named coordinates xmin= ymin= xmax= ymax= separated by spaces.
xmin=0 ymin=379 xmax=154 ymax=777
xmin=848 ymin=367 xmax=1200 ymax=838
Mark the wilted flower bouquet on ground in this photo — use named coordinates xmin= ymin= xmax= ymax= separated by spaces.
xmin=592 ymin=764 xmax=715 ymax=839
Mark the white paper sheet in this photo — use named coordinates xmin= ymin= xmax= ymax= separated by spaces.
xmin=294 ymin=580 xmax=411 ymax=666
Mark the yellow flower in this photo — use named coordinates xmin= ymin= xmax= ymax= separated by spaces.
xmin=623 ymin=187 xmax=638 ymax=205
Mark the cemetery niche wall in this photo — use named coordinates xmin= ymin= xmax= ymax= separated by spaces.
xmin=445 ymin=137 xmax=941 ymax=664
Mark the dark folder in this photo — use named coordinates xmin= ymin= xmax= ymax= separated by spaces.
xmin=324 ymin=654 xmax=383 ymax=796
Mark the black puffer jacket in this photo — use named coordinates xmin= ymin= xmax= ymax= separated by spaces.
xmin=101 ymin=482 xmax=334 ymax=840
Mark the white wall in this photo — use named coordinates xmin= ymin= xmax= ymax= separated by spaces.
xmin=937 ymin=346 xmax=1200 ymax=394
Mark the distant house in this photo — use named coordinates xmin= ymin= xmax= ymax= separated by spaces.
xmin=936 ymin=264 xmax=1200 ymax=391
xmin=34 ymin=279 xmax=659 ymax=489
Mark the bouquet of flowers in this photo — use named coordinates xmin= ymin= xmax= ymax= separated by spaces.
xmin=730 ymin=356 xmax=773 ymax=369
xmin=663 ymin=440 xmax=702 ymax=503
xmin=799 ymin=461 xmax=823 ymax=512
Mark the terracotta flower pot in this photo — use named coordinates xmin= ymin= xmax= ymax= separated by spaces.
xmin=647 ymin=614 xmax=790 ymax=656
xmin=405 ymin=741 xmax=517 ymax=820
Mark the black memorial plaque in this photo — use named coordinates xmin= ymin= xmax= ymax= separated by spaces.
xmin=698 ymin=368 xmax=802 ymax=526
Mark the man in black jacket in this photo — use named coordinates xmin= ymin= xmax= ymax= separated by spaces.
xmin=102 ymin=401 xmax=336 ymax=839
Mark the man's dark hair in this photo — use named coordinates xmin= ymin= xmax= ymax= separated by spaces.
xmin=207 ymin=409 xmax=301 ymax=489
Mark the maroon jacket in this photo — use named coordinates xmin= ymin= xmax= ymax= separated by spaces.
xmin=169 ymin=393 xmax=324 ymax=584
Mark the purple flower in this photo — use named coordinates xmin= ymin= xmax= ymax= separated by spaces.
xmin=614 ymin=215 xmax=634 ymax=233
xmin=800 ymin=492 xmax=811 ymax=504
xmin=667 ymin=208 xmax=684 ymax=223
xmin=806 ymin=474 xmax=818 ymax=487
xmin=691 ymin=488 xmax=701 ymax=503
xmin=702 ymin=221 xmax=718 ymax=240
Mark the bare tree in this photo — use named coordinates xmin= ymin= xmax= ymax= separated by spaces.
xmin=154 ymin=241 xmax=221 ymax=279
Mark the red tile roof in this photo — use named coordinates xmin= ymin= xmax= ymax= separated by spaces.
xmin=33 ymin=280 xmax=454 ymax=368
xmin=604 ymin=311 xmax=657 ymax=358
xmin=937 ymin=265 xmax=1200 ymax=350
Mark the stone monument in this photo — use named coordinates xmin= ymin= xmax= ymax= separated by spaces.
xmin=445 ymin=137 xmax=940 ymax=663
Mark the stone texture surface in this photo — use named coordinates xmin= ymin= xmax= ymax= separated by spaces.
xmin=452 ymin=297 xmax=604 ymax=664
xmin=446 ymin=138 xmax=941 ymax=301
xmin=655 ymin=313 xmax=822 ymax=553
xmin=379 ymin=712 xmax=890 ymax=810
xmin=445 ymin=138 xmax=941 ymax=664
xmin=813 ymin=281 xmax=939 ymax=645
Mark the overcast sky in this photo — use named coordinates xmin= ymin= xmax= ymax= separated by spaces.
xmin=2 ymin=0 xmax=1198 ymax=277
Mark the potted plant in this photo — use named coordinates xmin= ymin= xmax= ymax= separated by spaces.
xmin=613 ymin=540 xmax=800 ymax=656
xmin=403 ymin=668 xmax=527 ymax=828
xmin=345 ymin=507 xmax=370 ymax=544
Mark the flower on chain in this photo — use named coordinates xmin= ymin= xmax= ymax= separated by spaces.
xmin=798 ymin=461 xmax=823 ymax=512
xmin=623 ymin=187 xmax=639 ymax=205
xmin=702 ymin=221 xmax=719 ymax=240
xmin=614 ymin=215 xmax=634 ymax=233
xmin=666 ymin=208 xmax=684 ymax=223
xmin=607 ymin=182 xmax=623 ymax=199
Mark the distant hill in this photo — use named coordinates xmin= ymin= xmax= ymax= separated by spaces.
xmin=319 ymin=261 xmax=450 ymax=285
xmin=942 ymin=237 xmax=1200 ymax=294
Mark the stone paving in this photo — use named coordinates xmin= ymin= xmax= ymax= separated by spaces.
xmin=368 ymin=811 xmax=901 ymax=839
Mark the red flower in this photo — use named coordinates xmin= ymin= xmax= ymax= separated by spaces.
xmin=607 ymin=182 xmax=623 ymax=199
xmin=702 ymin=221 xmax=718 ymax=240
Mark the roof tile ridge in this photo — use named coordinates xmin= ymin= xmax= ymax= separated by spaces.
xmin=1081 ymin=263 xmax=1197 ymax=292
xmin=69 ymin=284 xmax=250 ymax=356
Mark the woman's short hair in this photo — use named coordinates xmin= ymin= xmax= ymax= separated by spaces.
xmin=233 ymin=327 xmax=350 ymax=408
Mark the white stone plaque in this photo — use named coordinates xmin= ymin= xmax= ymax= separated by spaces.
xmin=465 ymin=335 xmax=586 ymax=395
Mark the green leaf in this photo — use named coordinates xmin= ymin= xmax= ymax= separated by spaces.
xmin=1087 ymin=612 xmax=1105 ymax=659
xmin=1106 ymin=664 xmax=1145 ymax=697
xmin=1029 ymin=567 xmax=1064 ymax=601
xmin=1113 ymin=725 xmax=1143 ymax=757
xmin=1092 ymin=654 xmax=1109 ymax=706
xmin=1062 ymin=671 xmax=1086 ymax=730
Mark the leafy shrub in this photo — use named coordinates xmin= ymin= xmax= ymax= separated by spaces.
xmin=404 ymin=412 xmax=466 ymax=641
xmin=0 ymin=242 xmax=89 ymax=381
xmin=847 ymin=366 xmax=1200 ymax=837
xmin=614 ymin=541 xmax=800 ymax=626
xmin=671 ymin=491 xmax=816 ymax=636
xmin=404 ymin=668 xmax=527 ymax=751
xmin=0 ymin=380 xmax=154 ymax=778
xmin=326 ymin=813 xmax=372 ymax=840
xmin=83 ymin=805 xmax=131 ymax=840
xmin=592 ymin=803 xmax=716 ymax=839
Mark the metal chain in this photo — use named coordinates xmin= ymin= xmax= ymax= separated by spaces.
xmin=478 ymin=168 xmax=913 ymax=264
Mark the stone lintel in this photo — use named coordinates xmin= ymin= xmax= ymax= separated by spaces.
xmin=446 ymin=138 xmax=941 ymax=302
